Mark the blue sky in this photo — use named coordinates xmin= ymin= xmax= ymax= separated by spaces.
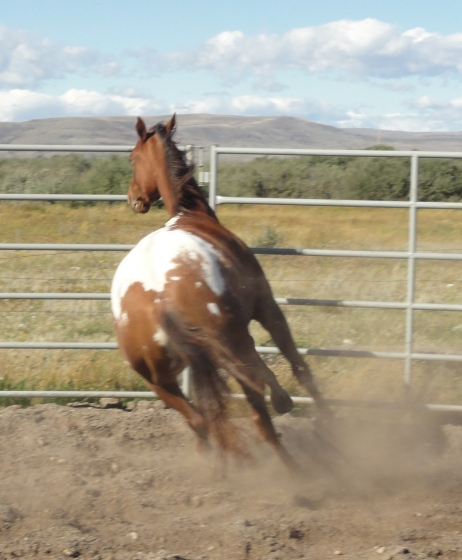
xmin=1 ymin=0 xmax=462 ymax=130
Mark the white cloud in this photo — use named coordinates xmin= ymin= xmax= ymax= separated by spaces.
xmin=404 ymin=95 xmax=462 ymax=130
xmin=229 ymin=95 xmax=338 ymax=120
xmin=375 ymin=113 xmax=434 ymax=132
xmin=170 ymin=98 xmax=224 ymax=114
xmin=414 ymin=95 xmax=462 ymax=110
xmin=3 ymin=87 xmax=462 ymax=133
xmin=336 ymin=111 xmax=370 ymax=128
xmin=335 ymin=95 xmax=462 ymax=131
xmin=139 ymin=19 xmax=462 ymax=87
xmin=0 ymin=25 xmax=116 ymax=88
xmin=0 ymin=88 xmax=346 ymax=124
xmin=0 ymin=89 xmax=166 ymax=121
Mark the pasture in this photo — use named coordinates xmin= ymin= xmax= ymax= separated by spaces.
xmin=1 ymin=201 xmax=462 ymax=407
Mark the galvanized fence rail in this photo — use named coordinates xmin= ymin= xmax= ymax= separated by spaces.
xmin=1 ymin=143 xmax=462 ymax=411
xmin=209 ymin=146 xmax=462 ymax=411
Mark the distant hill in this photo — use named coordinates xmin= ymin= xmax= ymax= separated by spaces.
xmin=1 ymin=114 xmax=462 ymax=153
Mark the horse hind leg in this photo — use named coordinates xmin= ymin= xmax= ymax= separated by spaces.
xmin=187 ymin=354 xmax=252 ymax=462
xmin=159 ymin=311 xmax=251 ymax=461
xmin=237 ymin=337 xmax=294 ymax=414
xmin=147 ymin=380 xmax=210 ymax=453
xmin=255 ymin=354 xmax=294 ymax=414
xmin=224 ymin=338 xmax=298 ymax=468
xmin=254 ymin=296 xmax=329 ymax=413
xmin=122 ymin=344 xmax=211 ymax=451
xmin=239 ymin=380 xmax=299 ymax=471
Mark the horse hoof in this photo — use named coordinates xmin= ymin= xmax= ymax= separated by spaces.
xmin=271 ymin=389 xmax=294 ymax=414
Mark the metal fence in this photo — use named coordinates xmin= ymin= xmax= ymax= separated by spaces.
xmin=1 ymin=143 xmax=462 ymax=411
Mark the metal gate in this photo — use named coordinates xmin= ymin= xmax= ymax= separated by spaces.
xmin=1 ymin=142 xmax=462 ymax=411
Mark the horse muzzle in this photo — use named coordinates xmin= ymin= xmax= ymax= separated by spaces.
xmin=130 ymin=197 xmax=151 ymax=213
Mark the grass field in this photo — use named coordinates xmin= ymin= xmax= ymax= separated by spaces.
xmin=1 ymin=202 xmax=462 ymax=407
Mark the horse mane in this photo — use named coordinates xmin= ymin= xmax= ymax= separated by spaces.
xmin=152 ymin=122 xmax=216 ymax=218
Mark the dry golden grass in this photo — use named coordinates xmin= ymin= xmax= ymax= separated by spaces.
xmin=1 ymin=202 xmax=461 ymax=406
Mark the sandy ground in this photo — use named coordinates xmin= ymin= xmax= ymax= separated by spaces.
xmin=1 ymin=400 xmax=462 ymax=560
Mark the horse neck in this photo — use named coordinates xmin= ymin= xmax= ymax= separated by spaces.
xmin=147 ymin=140 xmax=178 ymax=217
xmin=149 ymin=137 xmax=217 ymax=220
xmin=178 ymin=178 xmax=217 ymax=219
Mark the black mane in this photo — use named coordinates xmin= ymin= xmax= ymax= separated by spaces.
xmin=155 ymin=122 xmax=216 ymax=218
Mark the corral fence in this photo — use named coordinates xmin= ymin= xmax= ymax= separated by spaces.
xmin=1 ymin=142 xmax=462 ymax=412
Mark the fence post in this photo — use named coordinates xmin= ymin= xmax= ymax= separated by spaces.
xmin=208 ymin=145 xmax=219 ymax=211
xmin=185 ymin=145 xmax=193 ymax=165
xmin=404 ymin=154 xmax=419 ymax=396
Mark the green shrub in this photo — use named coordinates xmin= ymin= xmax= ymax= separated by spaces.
xmin=1 ymin=149 xmax=462 ymax=203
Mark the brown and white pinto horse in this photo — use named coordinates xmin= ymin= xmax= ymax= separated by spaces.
xmin=111 ymin=115 xmax=328 ymax=469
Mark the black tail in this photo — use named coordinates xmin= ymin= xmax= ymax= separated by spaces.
xmin=160 ymin=310 xmax=259 ymax=455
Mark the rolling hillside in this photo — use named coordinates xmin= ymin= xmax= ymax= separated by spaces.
xmin=1 ymin=114 xmax=462 ymax=152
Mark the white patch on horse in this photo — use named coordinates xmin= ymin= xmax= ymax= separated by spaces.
xmin=195 ymin=281 xmax=202 ymax=288
xmin=165 ymin=216 xmax=180 ymax=228
xmin=119 ymin=312 xmax=129 ymax=327
xmin=153 ymin=328 xmax=168 ymax=346
xmin=207 ymin=302 xmax=221 ymax=316
xmin=111 ymin=227 xmax=225 ymax=319
xmin=170 ymin=276 xmax=181 ymax=281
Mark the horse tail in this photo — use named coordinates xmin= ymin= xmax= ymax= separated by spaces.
xmin=160 ymin=310 xmax=260 ymax=455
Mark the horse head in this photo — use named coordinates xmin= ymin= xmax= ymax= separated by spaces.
xmin=127 ymin=114 xmax=176 ymax=214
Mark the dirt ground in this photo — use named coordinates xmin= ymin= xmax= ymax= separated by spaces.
xmin=1 ymin=400 xmax=462 ymax=560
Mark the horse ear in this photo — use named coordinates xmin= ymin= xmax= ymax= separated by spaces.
xmin=165 ymin=113 xmax=176 ymax=136
xmin=136 ymin=117 xmax=147 ymax=141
